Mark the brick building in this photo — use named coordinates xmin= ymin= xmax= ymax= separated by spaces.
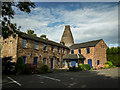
xmin=1 ymin=25 xmax=108 ymax=69
xmin=61 ymin=25 xmax=108 ymax=68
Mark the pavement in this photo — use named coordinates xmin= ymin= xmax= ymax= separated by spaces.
xmin=2 ymin=67 xmax=120 ymax=89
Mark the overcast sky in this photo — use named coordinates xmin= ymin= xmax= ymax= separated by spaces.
xmin=11 ymin=2 xmax=118 ymax=47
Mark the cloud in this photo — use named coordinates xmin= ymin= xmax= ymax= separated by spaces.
xmin=11 ymin=2 xmax=118 ymax=47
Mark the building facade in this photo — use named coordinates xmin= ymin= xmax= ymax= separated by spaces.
xmin=69 ymin=39 xmax=108 ymax=68
xmin=1 ymin=25 xmax=108 ymax=69
xmin=1 ymin=31 xmax=70 ymax=69
xmin=61 ymin=25 xmax=108 ymax=68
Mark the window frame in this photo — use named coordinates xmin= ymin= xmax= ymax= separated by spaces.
xmin=34 ymin=41 xmax=39 ymax=50
xmin=43 ymin=58 xmax=47 ymax=65
xmin=51 ymin=46 xmax=54 ymax=52
xmin=86 ymin=48 xmax=90 ymax=54
xmin=22 ymin=39 xmax=27 ymax=48
xmin=57 ymin=58 xmax=59 ymax=64
xmin=78 ymin=49 xmax=81 ymax=54
xmin=58 ymin=47 xmax=60 ymax=53
xmin=71 ymin=49 xmax=74 ymax=54
xmin=43 ymin=44 xmax=47 ymax=51
xmin=67 ymin=50 xmax=69 ymax=54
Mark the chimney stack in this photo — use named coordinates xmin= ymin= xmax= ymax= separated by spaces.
xmin=60 ymin=25 xmax=74 ymax=47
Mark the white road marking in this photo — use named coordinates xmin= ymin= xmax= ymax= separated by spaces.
xmin=37 ymin=75 xmax=61 ymax=82
xmin=7 ymin=76 xmax=22 ymax=86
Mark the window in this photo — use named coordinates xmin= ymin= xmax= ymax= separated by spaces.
xmin=71 ymin=49 xmax=74 ymax=54
xmin=51 ymin=46 xmax=54 ymax=52
xmin=57 ymin=58 xmax=59 ymax=64
xmin=101 ymin=45 xmax=104 ymax=48
xmin=43 ymin=58 xmax=47 ymax=65
xmin=34 ymin=41 xmax=38 ymax=50
xmin=22 ymin=39 xmax=27 ymax=48
xmin=78 ymin=49 xmax=81 ymax=54
xmin=33 ymin=57 xmax=38 ymax=66
xmin=97 ymin=60 xmax=100 ymax=65
xmin=58 ymin=47 xmax=60 ymax=53
xmin=22 ymin=56 xmax=26 ymax=64
xmin=67 ymin=50 xmax=69 ymax=54
xmin=86 ymin=48 xmax=90 ymax=54
xmin=43 ymin=44 xmax=47 ymax=51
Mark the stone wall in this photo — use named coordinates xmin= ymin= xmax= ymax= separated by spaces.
xmin=17 ymin=37 xmax=69 ymax=69
xmin=1 ymin=34 xmax=18 ymax=62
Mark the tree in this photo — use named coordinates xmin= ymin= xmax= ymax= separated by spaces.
xmin=106 ymin=47 xmax=120 ymax=67
xmin=40 ymin=34 xmax=48 ymax=40
xmin=15 ymin=57 xmax=25 ymax=75
xmin=27 ymin=30 xmax=37 ymax=36
xmin=2 ymin=1 xmax=35 ymax=39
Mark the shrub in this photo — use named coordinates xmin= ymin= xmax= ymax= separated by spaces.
xmin=105 ymin=61 xmax=113 ymax=66
xmin=79 ymin=64 xmax=91 ymax=71
xmin=15 ymin=57 xmax=25 ymax=75
xmin=104 ymin=64 xmax=110 ymax=68
xmin=69 ymin=66 xmax=82 ymax=71
xmin=104 ymin=61 xmax=117 ymax=68
xmin=23 ymin=64 xmax=32 ymax=74
xmin=38 ymin=65 xmax=48 ymax=74
xmin=79 ymin=63 xmax=83 ymax=68
xmin=69 ymin=66 xmax=76 ymax=71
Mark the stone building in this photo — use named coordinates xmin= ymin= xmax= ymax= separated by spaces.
xmin=1 ymin=25 xmax=108 ymax=69
xmin=1 ymin=31 xmax=70 ymax=69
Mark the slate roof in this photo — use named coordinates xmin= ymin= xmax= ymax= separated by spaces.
xmin=70 ymin=39 xmax=102 ymax=49
xmin=63 ymin=54 xmax=85 ymax=60
xmin=15 ymin=31 xmax=69 ymax=49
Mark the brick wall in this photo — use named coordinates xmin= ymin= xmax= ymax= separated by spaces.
xmin=95 ymin=40 xmax=107 ymax=67
xmin=71 ymin=40 xmax=107 ymax=68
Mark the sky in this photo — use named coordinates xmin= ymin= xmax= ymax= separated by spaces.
xmin=11 ymin=2 xmax=118 ymax=47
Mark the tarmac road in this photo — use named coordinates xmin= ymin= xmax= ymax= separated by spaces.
xmin=2 ymin=67 xmax=120 ymax=88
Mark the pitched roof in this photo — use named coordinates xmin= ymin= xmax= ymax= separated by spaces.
xmin=70 ymin=39 xmax=102 ymax=49
xmin=15 ymin=31 xmax=69 ymax=49
xmin=63 ymin=54 xmax=85 ymax=60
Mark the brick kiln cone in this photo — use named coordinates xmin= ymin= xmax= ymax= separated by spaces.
xmin=60 ymin=25 xmax=74 ymax=47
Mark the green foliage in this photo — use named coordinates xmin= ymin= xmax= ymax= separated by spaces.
xmin=106 ymin=47 xmax=120 ymax=67
xmin=2 ymin=2 xmax=35 ymax=39
xmin=70 ymin=66 xmax=82 ymax=71
xmin=27 ymin=30 xmax=37 ymax=36
xmin=104 ymin=61 xmax=116 ymax=68
xmin=15 ymin=57 xmax=25 ymax=75
xmin=40 ymin=34 xmax=48 ymax=40
xmin=79 ymin=64 xmax=91 ymax=71
xmin=38 ymin=65 xmax=48 ymax=74
xmin=105 ymin=61 xmax=113 ymax=66
xmin=23 ymin=64 xmax=32 ymax=74
xmin=104 ymin=64 xmax=110 ymax=68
